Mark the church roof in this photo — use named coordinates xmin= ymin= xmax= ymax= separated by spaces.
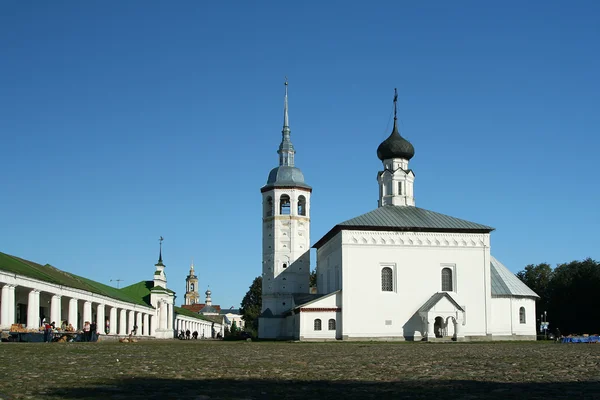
xmin=490 ymin=256 xmax=539 ymax=298
xmin=0 ymin=251 xmax=151 ymax=307
xmin=261 ymin=166 xmax=312 ymax=192
xmin=292 ymin=293 xmax=330 ymax=308
xmin=173 ymin=306 xmax=220 ymax=323
xmin=418 ymin=292 xmax=464 ymax=313
xmin=313 ymin=206 xmax=494 ymax=249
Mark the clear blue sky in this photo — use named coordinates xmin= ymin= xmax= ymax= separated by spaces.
xmin=1 ymin=1 xmax=598 ymax=309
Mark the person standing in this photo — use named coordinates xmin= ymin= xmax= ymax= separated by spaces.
xmin=90 ymin=320 xmax=98 ymax=342
xmin=83 ymin=321 xmax=91 ymax=342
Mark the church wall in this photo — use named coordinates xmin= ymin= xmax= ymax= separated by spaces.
xmin=338 ymin=230 xmax=491 ymax=340
xmin=315 ymin=233 xmax=343 ymax=295
xmin=490 ymin=296 xmax=537 ymax=338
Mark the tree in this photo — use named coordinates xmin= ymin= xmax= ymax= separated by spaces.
xmin=309 ymin=269 xmax=317 ymax=288
xmin=516 ymin=262 xmax=553 ymax=315
xmin=240 ymin=276 xmax=262 ymax=337
xmin=547 ymin=258 xmax=600 ymax=334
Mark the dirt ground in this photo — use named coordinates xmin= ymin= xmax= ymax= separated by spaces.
xmin=0 ymin=340 xmax=599 ymax=399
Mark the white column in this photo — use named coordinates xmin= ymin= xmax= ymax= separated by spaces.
xmin=143 ymin=313 xmax=149 ymax=336
xmin=127 ymin=310 xmax=135 ymax=334
xmin=27 ymin=289 xmax=40 ymax=328
xmin=167 ymin=303 xmax=173 ymax=330
xmin=454 ymin=319 xmax=463 ymax=340
xmin=96 ymin=304 xmax=105 ymax=332
xmin=149 ymin=314 xmax=155 ymax=336
xmin=1 ymin=285 xmax=11 ymax=328
xmin=83 ymin=301 xmax=92 ymax=325
xmin=50 ymin=295 xmax=61 ymax=326
xmin=109 ymin=307 xmax=118 ymax=334
xmin=68 ymin=298 xmax=78 ymax=330
xmin=136 ymin=312 xmax=142 ymax=335
xmin=159 ymin=301 xmax=167 ymax=330
xmin=7 ymin=286 xmax=16 ymax=325
xmin=119 ymin=309 xmax=127 ymax=335
xmin=427 ymin=318 xmax=435 ymax=339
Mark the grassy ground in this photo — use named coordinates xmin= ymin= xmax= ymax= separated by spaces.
xmin=0 ymin=340 xmax=599 ymax=399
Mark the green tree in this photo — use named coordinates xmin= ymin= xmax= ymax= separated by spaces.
xmin=516 ymin=262 xmax=553 ymax=315
xmin=547 ymin=258 xmax=600 ymax=334
xmin=240 ymin=276 xmax=262 ymax=337
xmin=309 ymin=269 xmax=317 ymax=288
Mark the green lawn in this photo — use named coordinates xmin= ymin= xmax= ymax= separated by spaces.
xmin=0 ymin=340 xmax=598 ymax=399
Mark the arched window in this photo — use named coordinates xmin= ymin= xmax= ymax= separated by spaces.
xmin=381 ymin=267 xmax=393 ymax=292
xmin=191 ymin=283 xmax=194 ymax=292
xmin=328 ymin=319 xmax=336 ymax=330
xmin=265 ymin=197 xmax=273 ymax=217
xmin=519 ymin=307 xmax=526 ymax=324
xmin=282 ymin=263 xmax=287 ymax=269
xmin=314 ymin=319 xmax=322 ymax=331
xmin=298 ymin=195 xmax=306 ymax=216
xmin=280 ymin=194 xmax=291 ymax=215
xmin=441 ymin=268 xmax=453 ymax=291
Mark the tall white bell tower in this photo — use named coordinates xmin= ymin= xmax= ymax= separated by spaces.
xmin=259 ymin=80 xmax=312 ymax=339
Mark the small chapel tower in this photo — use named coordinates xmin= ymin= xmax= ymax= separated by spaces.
xmin=153 ymin=237 xmax=167 ymax=289
xmin=184 ymin=261 xmax=200 ymax=305
xmin=377 ymin=89 xmax=416 ymax=207
xmin=260 ymin=80 xmax=312 ymax=336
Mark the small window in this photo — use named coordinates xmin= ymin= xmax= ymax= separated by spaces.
xmin=265 ymin=197 xmax=273 ymax=217
xmin=441 ymin=268 xmax=453 ymax=291
xmin=519 ymin=307 xmax=526 ymax=324
xmin=314 ymin=319 xmax=322 ymax=331
xmin=381 ymin=267 xmax=393 ymax=292
xmin=282 ymin=263 xmax=287 ymax=269
xmin=190 ymin=283 xmax=194 ymax=291
xmin=280 ymin=195 xmax=291 ymax=215
xmin=298 ymin=195 xmax=306 ymax=216
xmin=398 ymin=182 xmax=402 ymax=195
xmin=328 ymin=319 xmax=336 ymax=330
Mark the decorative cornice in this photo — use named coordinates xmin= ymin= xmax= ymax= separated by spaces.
xmin=299 ymin=307 xmax=341 ymax=312
xmin=341 ymin=230 xmax=489 ymax=248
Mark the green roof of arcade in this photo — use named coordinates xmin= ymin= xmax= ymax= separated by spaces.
xmin=0 ymin=251 xmax=153 ymax=308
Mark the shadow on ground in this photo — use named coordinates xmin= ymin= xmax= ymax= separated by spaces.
xmin=45 ymin=378 xmax=600 ymax=399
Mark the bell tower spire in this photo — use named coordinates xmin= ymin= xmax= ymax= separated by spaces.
xmin=278 ymin=78 xmax=295 ymax=167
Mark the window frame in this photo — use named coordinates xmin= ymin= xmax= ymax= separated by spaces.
xmin=440 ymin=264 xmax=456 ymax=292
xmin=519 ymin=307 xmax=526 ymax=324
xmin=328 ymin=319 xmax=336 ymax=330
xmin=314 ymin=319 xmax=322 ymax=331
xmin=381 ymin=266 xmax=394 ymax=292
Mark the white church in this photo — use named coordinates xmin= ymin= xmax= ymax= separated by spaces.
xmin=259 ymin=84 xmax=539 ymax=341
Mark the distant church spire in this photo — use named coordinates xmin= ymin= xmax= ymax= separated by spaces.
xmin=278 ymin=78 xmax=295 ymax=167
xmin=157 ymin=236 xmax=164 ymax=265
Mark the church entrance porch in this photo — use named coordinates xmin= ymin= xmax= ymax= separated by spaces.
xmin=417 ymin=292 xmax=465 ymax=341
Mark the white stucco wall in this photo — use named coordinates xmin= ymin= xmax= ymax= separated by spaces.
xmin=317 ymin=230 xmax=492 ymax=340
xmin=490 ymin=296 xmax=537 ymax=338
xmin=298 ymin=292 xmax=341 ymax=340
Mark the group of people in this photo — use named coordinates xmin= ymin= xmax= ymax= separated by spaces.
xmin=82 ymin=321 xmax=99 ymax=342
xmin=178 ymin=329 xmax=201 ymax=340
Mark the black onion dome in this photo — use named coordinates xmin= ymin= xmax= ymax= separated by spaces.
xmin=376 ymin=120 xmax=415 ymax=161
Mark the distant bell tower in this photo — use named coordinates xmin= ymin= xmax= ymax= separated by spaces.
xmin=259 ymin=79 xmax=312 ymax=339
xmin=377 ymin=88 xmax=416 ymax=207
xmin=184 ymin=260 xmax=199 ymax=305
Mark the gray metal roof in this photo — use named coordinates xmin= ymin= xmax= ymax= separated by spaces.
xmin=490 ymin=256 xmax=539 ymax=298
xmin=314 ymin=205 xmax=493 ymax=249
xmin=418 ymin=292 xmax=464 ymax=313
xmin=292 ymin=293 xmax=328 ymax=308
xmin=262 ymin=166 xmax=312 ymax=191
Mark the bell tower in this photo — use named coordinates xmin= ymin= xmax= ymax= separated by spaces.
xmin=259 ymin=80 xmax=312 ymax=339
xmin=184 ymin=260 xmax=199 ymax=305
xmin=377 ymin=89 xmax=416 ymax=207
